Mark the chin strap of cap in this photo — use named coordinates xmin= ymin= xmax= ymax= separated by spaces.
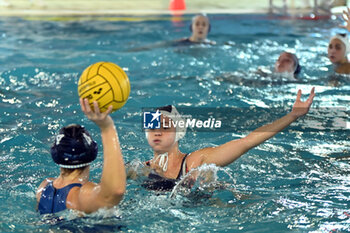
xmin=154 ymin=152 xmax=169 ymax=172
xmin=145 ymin=106 xmax=186 ymax=172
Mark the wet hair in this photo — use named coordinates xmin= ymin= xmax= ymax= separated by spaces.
xmin=157 ymin=105 xmax=172 ymax=112
xmin=189 ymin=14 xmax=211 ymax=33
xmin=51 ymin=124 xmax=98 ymax=169
xmin=61 ymin=166 xmax=88 ymax=175
xmin=152 ymin=105 xmax=186 ymax=142
xmin=294 ymin=63 xmax=301 ymax=75
xmin=284 ymin=52 xmax=301 ymax=75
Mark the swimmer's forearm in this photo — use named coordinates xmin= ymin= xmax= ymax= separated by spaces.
xmin=99 ymin=125 xmax=126 ymax=200
xmin=202 ymin=113 xmax=299 ymax=167
xmin=244 ymin=112 xmax=298 ymax=148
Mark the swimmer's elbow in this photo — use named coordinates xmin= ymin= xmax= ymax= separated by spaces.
xmin=110 ymin=194 xmax=124 ymax=207
xmin=95 ymin=185 xmax=126 ymax=205
xmin=239 ymin=137 xmax=256 ymax=152
xmin=101 ymin=189 xmax=125 ymax=206
xmin=107 ymin=185 xmax=126 ymax=199
xmin=114 ymin=186 xmax=126 ymax=197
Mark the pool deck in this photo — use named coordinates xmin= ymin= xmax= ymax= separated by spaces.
xmin=0 ymin=0 xmax=265 ymax=16
xmin=0 ymin=0 xmax=345 ymax=17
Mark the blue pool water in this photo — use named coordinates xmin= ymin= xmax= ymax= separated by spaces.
xmin=0 ymin=14 xmax=350 ymax=232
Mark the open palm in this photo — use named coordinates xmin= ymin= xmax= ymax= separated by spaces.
xmin=341 ymin=7 xmax=350 ymax=32
xmin=291 ymin=87 xmax=315 ymax=118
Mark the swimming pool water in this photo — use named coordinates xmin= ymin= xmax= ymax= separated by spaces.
xmin=0 ymin=14 xmax=349 ymax=232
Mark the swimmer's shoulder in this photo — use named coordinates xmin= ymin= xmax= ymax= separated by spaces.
xmin=186 ymin=147 xmax=216 ymax=169
xmin=335 ymin=63 xmax=350 ymax=74
xmin=36 ymin=177 xmax=55 ymax=202
xmin=68 ymin=181 xmax=100 ymax=209
xmin=178 ymin=37 xmax=190 ymax=42
xmin=172 ymin=38 xmax=192 ymax=46
xmin=173 ymin=38 xmax=216 ymax=46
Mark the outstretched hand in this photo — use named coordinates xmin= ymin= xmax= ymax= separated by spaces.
xmin=291 ymin=87 xmax=315 ymax=118
xmin=340 ymin=7 xmax=350 ymax=32
xmin=80 ymin=98 xmax=114 ymax=129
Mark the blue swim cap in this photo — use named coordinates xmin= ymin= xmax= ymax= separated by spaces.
xmin=51 ymin=124 xmax=98 ymax=169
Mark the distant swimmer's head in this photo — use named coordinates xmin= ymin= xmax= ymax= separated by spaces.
xmin=328 ymin=34 xmax=350 ymax=64
xmin=146 ymin=105 xmax=186 ymax=153
xmin=274 ymin=52 xmax=301 ymax=75
xmin=51 ymin=124 xmax=98 ymax=169
xmin=189 ymin=14 xmax=211 ymax=41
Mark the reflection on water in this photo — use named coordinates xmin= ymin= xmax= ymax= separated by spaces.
xmin=0 ymin=15 xmax=350 ymax=232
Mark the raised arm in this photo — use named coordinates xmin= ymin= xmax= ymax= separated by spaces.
xmin=341 ymin=7 xmax=350 ymax=32
xmin=198 ymin=88 xmax=315 ymax=167
xmin=77 ymin=99 xmax=126 ymax=213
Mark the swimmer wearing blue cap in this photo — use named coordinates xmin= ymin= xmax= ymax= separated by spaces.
xmin=176 ymin=14 xmax=216 ymax=45
xmin=135 ymin=88 xmax=315 ymax=191
xmin=36 ymin=99 xmax=126 ymax=214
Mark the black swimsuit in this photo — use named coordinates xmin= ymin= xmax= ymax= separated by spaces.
xmin=172 ymin=38 xmax=193 ymax=46
xmin=173 ymin=38 xmax=214 ymax=46
xmin=142 ymin=154 xmax=189 ymax=191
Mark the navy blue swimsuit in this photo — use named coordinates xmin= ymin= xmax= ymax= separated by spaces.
xmin=38 ymin=181 xmax=82 ymax=215
xmin=142 ymin=154 xmax=189 ymax=191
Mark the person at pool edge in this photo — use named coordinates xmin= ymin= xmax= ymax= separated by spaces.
xmin=36 ymin=99 xmax=126 ymax=214
xmin=175 ymin=14 xmax=216 ymax=45
xmin=128 ymin=88 xmax=315 ymax=191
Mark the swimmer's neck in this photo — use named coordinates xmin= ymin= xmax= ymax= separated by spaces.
xmin=54 ymin=167 xmax=89 ymax=187
xmin=333 ymin=57 xmax=349 ymax=67
xmin=333 ymin=58 xmax=350 ymax=74
xmin=153 ymin=143 xmax=184 ymax=163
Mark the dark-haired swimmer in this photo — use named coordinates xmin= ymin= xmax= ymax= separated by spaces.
xmin=174 ymin=14 xmax=216 ymax=46
xmin=274 ymin=51 xmax=301 ymax=78
xmin=36 ymin=99 xmax=126 ymax=215
xmin=129 ymin=88 xmax=315 ymax=191
xmin=127 ymin=14 xmax=215 ymax=52
xmin=251 ymin=51 xmax=301 ymax=82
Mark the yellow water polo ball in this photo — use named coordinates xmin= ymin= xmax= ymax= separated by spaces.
xmin=78 ymin=62 xmax=130 ymax=113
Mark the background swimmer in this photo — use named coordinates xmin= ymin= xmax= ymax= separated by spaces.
xmin=175 ymin=14 xmax=216 ymax=45
xmin=274 ymin=51 xmax=301 ymax=77
xmin=256 ymin=51 xmax=301 ymax=80
xmin=128 ymin=88 xmax=315 ymax=191
xmin=327 ymin=7 xmax=350 ymax=74
xmin=217 ymin=51 xmax=302 ymax=86
xmin=128 ymin=14 xmax=216 ymax=52
xmin=36 ymin=99 xmax=126 ymax=215
xmin=328 ymin=34 xmax=350 ymax=74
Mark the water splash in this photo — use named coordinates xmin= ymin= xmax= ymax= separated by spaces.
xmin=170 ymin=163 xmax=236 ymax=198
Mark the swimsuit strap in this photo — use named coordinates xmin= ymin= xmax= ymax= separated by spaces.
xmin=38 ymin=180 xmax=82 ymax=215
xmin=146 ymin=154 xmax=189 ymax=180
xmin=176 ymin=153 xmax=189 ymax=180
